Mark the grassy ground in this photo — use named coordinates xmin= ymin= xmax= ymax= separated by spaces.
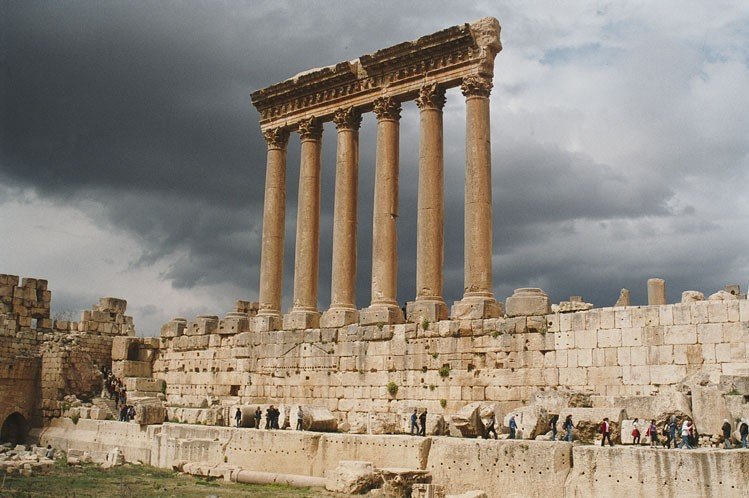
xmin=0 ymin=461 xmax=342 ymax=498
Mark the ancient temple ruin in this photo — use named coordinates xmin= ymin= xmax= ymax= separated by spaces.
xmin=2 ymin=17 xmax=749 ymax=497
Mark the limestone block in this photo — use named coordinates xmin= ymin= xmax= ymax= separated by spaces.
xmin=556 ymin=301 xmax=593 ymax=313
xmin=125 ymin=377 xmax=165 ymax=393
xmin=614 ymin=289 xmax=630 ymax=307
xmin=505 ymin=288 xmax=550 ymax=317
xmin=160 ymin=318 xmax=187 ymax=338
xmin=708 ymin=290 xmax=737 ymax=301
xmin=112 ymin=360 xmax=152 ymax=379
xmin=400 ymin=411 xmax=446 ymax=436
xmin=450 ymin=402 xmax=486 ymax=438
xmin=446 ymin=492 xmax=487 ymax=498
xmin=324 ymin=461 xmax=380 ymax=494
xmin=235 ymin=300 xmax=259 ymax=315
xmin=98 ymin=297 xmax=127 ymax=314
xmin=647 ymin=278 xmax=666 ymax=305
xmin=377 ymin=467 xmax=431 ymax=497
xmin=681 ymin=291 xmax=704 ymax=303
xmin=133 ymin=398 xmax=165 ymax=425
xmin=368 ymin=412 xmax=400 ymax=435
xmin=219 ymin=312 xmax=249 ymax=335
xmin=101 ymin=447 xmax=125 ymax=469
xmin=691 ymin=386 xmax=732 ymax=436
xmin=503 ymin=404 xmax=549 ymax=439
xmin=564 ymin=407 xmax=626 ymax=444
xmin=289 ymin=405 xmax=338 ymax=432
xmin=89 ymin=407 xmax=110 ymax=421
xmin=412 ymin=484 xmax=445 ymax=498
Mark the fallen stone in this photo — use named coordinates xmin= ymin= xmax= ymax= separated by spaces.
xmin=681 ymin=291 xmax=705 ymax=303
xmin=446 ymin=492 xmax=487 ymax=498
xmin=325 ymin=460 xmax=381 ymax=494
xmin=377 ymin=467 xmax=431 ymax=497
xmin=614 ymin=289 xmax=630 ymax=307
xmin=708 ymin=290 xmax=737 ymax=300
xmin=503 ymin=404 xmax=549 ymax=440
xmin=133 ymin=398 xmax=166 ymax=425
xmin=565 ymin=407 xmax=627 ymax=444
xmin=451 ymin=402 xmax=485 ymax=438
xmin=368 ymin=412 xmax=400 ymax=435
xmin=289 ymin=405 xmax=338 ymax=432
xmin=101 ymin=447 xmax=124 ymax=469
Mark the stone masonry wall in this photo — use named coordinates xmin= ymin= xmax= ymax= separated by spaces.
xmin=0 ymin=274 xmax=134 ymax=435
xmin=153 ymin=299 xmax=749 ymax=426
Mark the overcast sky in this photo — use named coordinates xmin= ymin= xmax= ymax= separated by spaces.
xmin=2 ymin=1 xmax=748 ymax=336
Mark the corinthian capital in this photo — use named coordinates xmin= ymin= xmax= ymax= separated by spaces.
xmin=297 ymin=117 xmax=323 ymax=140
xmin=415 ymin=83 xmax=446 ymax=111
xmin=372 ymin=96 xmax=401 ymax=121
xmin=461 ymin=74 xmax=493 ymax=98
xmin=333 ymin=107 xmax=362 ymax=131
xmin=263 ymin=127 xmax=290 ymax=149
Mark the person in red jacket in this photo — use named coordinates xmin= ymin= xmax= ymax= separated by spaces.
xmin=600 ymin=417 xmax=614 ymax=446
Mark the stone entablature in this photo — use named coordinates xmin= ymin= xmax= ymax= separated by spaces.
xmin=250 ymin=18 xmax=500 ymax=131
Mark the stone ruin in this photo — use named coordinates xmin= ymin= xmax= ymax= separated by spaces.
xmin=2 ymin=16 xmax=749 ymax=497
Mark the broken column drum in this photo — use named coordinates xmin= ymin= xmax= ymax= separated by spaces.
xmin=250 ymin=17 xmax=504 ymax=329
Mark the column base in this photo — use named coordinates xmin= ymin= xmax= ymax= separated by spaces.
xmin=406 ymin=299 xmax=448 ymax=324
xmin=251 ymin=313 xmax=283 ymax=332
xmin=283 ymin=309 xmax=321 ymax=330
xmin=320 ymin=307 xmax=359 ymax=328
xmin=359 ymin=304 xmax=404 ymax=325
xmin=451 ymin=296 xmax=503 ymax=320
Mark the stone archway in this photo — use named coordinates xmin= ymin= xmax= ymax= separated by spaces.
xmin=0 ymin=412 xmax=28 ymax=445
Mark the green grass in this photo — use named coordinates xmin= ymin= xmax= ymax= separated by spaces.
xmin=0 ymin=462 xmax=341 ymax=497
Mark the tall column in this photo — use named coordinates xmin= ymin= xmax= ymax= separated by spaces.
xmin=321 ymin=107 xmax=362 ymax=327
xmin=407 ymin=83 xmax=448 ymax=324
xmin=451 ymin=74 xmax=502 ymax=319
xmin=284 ymin=117 xmax=323 ymax=330
xmin=360 ymin=96 xmax=404 ymax=325
xmin=253 ymin=126 xmax=289 ymax=332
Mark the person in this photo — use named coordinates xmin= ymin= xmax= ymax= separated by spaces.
xmin=119 ymin=404 xmax=128 ymax=422
xmin=549 ymin=414 xmax=559 ymax=441
xmin=666 ymin=415 xmax=677 ymax=449
xmin=564 ymin=415 xmax=574 ymax=442
xmin=235 ymin=408 xmax=242 ymax=428
xmin=271 ymin=406 xmax=280 ymax=429
xmin=484 ymin=412 xmax=498 ymax=440
xmin=509 ymin=415 xmax=517 ymax=439
xmin=419 ymin=409 xmax=427 ymax=436
xmin=45 ymin=445 xmax=54 ymax=459
xmin=265 ymin=406 xmax=273 ymax=429
xmin=739 ymin=419 xmax=748 ymax=449
xmin=679 ymin=419 xmax=693 ymax=449
xmin=647 ymin=419 xmax=659 ymax=448
xmin=254 ymin=407 xmax=262 ymax=429
xmin=632 ymin=418 xmax=641 ymax=445
xmin=722 ymin=419 xmax=733 ymax=449
xmin=128 ymin=405 xmax=135 ymax=422
xmin=296 ymin=407 xmax=304 ymax=431
xmin=410 ymin=409 xmax=419 ymax=435
xmin=600 ymin=417 xmax=613 ymax=447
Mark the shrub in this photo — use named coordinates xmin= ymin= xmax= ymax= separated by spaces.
xmin=440 ymin=399 xmax=447 ymax=408
xmin=421 ymin=319 xmax=430 ymax=330
xmin=438 ymin=364 xmax=450 ymax=378
xmin=70 ymin=413 xmax=80 ymax=425
xmin=386 ymin=381 xmax=398 ymax=396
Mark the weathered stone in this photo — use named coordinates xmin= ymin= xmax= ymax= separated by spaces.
xmin=289 ymin=405 xmax=338 ymax=432
xmin=681 ymin=291 xmax=704 ymax=303
xmin=451 ymin=402 xmax=485 ymax=438
xmin=708 ymin=290 xmax=737 ymax=301
xmin=133 ymin=398 xmax=165 ymax=425
xmin=324 ymin=461 xmax=380 ymax=494
xmin=505 ymin=288 xmax=551 ymax=317
xmin=647 ymin=278 xmax=667 ymax=305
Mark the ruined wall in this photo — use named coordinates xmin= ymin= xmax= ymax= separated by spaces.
xmin=0 ymin=274 xmax=134 ymax=437
xmin=152 ymin=299 xmax=749 ymax=426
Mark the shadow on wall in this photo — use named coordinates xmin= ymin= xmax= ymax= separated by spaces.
xmin=1 ymin=412 xmax=28 ymax=445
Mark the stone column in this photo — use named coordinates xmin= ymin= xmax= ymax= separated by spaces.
xmin=647 ymin=278 xmax=667 ymax=305
xmin=360 ymin=96 xmax=404 ymax=325
xmin=407 ymin=83 xmax=448 ymax=324
xmin=253 ymin=127 xmax=289 ymax=332
xmin=284 ymin=117 xmax=323 ymax=330
xmin=321 ymin=107 xmax=362 ymax=328
xmin=452 ymin=74 xmax=502 ymax=319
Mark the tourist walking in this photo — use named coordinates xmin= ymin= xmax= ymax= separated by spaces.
xmin=549 ymin=414 xmax=559 ymax=441
xmin=235 ymin=408 xmax=242 ymax=428
xmin=739 ymin=419 xmax=748 ymax=448
xmin=722 ymin=419 xmax=733 ymax=449
xmin=564 ymin=415 xmax=574 ymax=442
xmin=296 ymin=407 xmax=304 ymax=431
xmin=410 ymin=409 xmax=419 ymax=435
xmin=419 ymin=409 xmax=427 ymax=436
xmin=679 ymin=420 xmax=693 ymax=449
xmin=509 ymin=415 xmax=517 ymax=439
xmin=484 ymin=412 xmax=498 ymax=440
xmin=647 ymin=419 xmax=659 ymax=448
xmin=265 ymin=406 xmax=273 ymax=429
xmin=632 ymin=418 xmax=641 ymax=445
xmin=665 ymin=415 xmax=677 ymax=449
xmin=600 ymin=417 xmax=614 ymax=447
xmin=254 ymin=407 xmax=262 ymax=429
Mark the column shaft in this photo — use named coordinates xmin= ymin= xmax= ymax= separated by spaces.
xmin=452 ymin=75 xmax=501 ymax=319
xmin=408 ymin=83 xmax=448 ymax=323
xmin=360 ymin=97 xmax=403 ymax=325
xmin=255 ymin=127 xmax=289 ymax=331
xmin=285 ymin=117 xmax=323 ymax=329
xmin=322 ymin=108 xmax=361 ymax=327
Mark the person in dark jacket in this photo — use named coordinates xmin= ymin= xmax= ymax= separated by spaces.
xmin=484 ymin=413 xmax=498 ymax=440
xmin=410 ymin=409 xmax=419 ymax=435
xmin=549 ymin=414 xmax=559 ymax=441
xmin=722 ymin=419 xmax=733 ymax=449
xmin=235 ymin=408 xmax=242 ymax=428
xmin=564 ymin=415 xmax=574 ymax=442
xmin=739 ymin=419 xmax=748 ymax=448
xmin=265 ymin=406 xmax=273 ymax=429
xmin=419 ymin=409 xmax=427 ymax=436
xmin=254 ymin=407 xmax=262 ymax=429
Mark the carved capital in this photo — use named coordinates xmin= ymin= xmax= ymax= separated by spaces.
xmin=297 ymin=117 xmax=323 ymax=140
xmin=372 ymin=96 xmax=401 ymax=121
xmin=415 ymin=83 xmax=446 ymax=111
xmin=461 ymin=74 xmax=493 ymax=98
xmin=333 ymin=107 xmax=362 ymax=131
xmin=263 ymin=127 xmax=290 ymax=149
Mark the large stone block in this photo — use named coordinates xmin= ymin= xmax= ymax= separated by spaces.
xmin=324 ymin=461 xmax=380 ymax=494
xmin=289 ymin=405 xmax=338 ymax=432
xmin=505 ymin=288 xmax=550 ymax=317
xmin=125 ymin=377 xmax=165 ymax=394
xmin=133 ymin=398 xmax=166 ymax=425
xmin=160 ymin=318 xmax=187 ymax=338
xmin=98 ymin=297 xmax=127 ymax=314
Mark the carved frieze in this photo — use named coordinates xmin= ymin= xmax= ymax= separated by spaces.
xmin=297 ymin=117 xmax=323 ymax=140
xmin=415 ymin=83 xmax=447 ymax=111
xmin=333 ymin=107 xmax=362 ymax=131
xmin=460 ymin=74 xmax=493 ymax=98
xmin=251 ymin=17 xmax=501 ymax=130
xmin=372 ymin=97 xmax=402 ymax=121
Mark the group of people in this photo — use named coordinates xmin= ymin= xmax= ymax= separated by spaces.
xmin=234 ymin=406 xmax=282 ymax=429
xmin=409 ymin=409 xmax=428 ymax=436
xmin=102 ymin=367 xmax=135 ymax=422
